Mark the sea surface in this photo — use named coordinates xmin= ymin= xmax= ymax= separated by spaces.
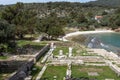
xmin=72 ymin=32 xmax=120 ymax=53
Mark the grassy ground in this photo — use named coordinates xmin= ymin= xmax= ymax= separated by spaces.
xmin=52 ymin=45 xmax=97 ymax=56
xmin=41 ymin=66 xmax=67 ymax=80
xmin=0 ymin=72 xmax=11 ymax=80
xmin=52 ymin=46 xmax=69 ymax=55
xmin=52 ymin=46 xmax=77 ymax=56
xmin=74 ymin=48 xmax=100 ymax=56
xmin=72 ymin=65 xmax=119 ymax=80
xmin=17 ymin=40 xmax=46 ymax=47
xmin=31 ymin=65 xmax=43 ymax=80
xmin=16 ymin=40 xmax=47 ymax=54
xmin=80 ymin=51 xmax=98 ymax=56
xmin=0 ymin=56 xmax=8 ymax=60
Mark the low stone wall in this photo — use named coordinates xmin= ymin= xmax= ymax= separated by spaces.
xmin=0 ymin=60 xmax=27 ymax=73
xmin=7 ymin=44 xmax=50 ymax=80
xmin=109 ymin=64 xmax=120 ymax=77
xmin=85 ymin=63 xmax=107 ymax=66
xmin=35 ymin=44 xmax=50 ymax=61
xmin=6 ymin=59 xmax=34 ymax=80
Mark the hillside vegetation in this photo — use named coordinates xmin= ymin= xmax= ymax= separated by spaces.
xmin=87 ymin=0 xmax=120 ymax=7
xmin=0 ymin=1 xmax=120 ymax=53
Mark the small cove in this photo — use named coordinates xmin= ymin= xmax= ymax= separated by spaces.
xmin=71 ymin=32 xmax=120 ymax=53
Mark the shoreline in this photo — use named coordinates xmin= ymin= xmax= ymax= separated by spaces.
xmin=61 ymin=30 xmax=119 ymax=58
xmin=62 ymin=30 xmax=114 ymax=41
xmin=65 ymin=30 xmax=114 ymax=38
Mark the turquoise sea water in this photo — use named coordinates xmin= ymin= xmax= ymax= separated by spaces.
xmin=85 ymin=32 xmax=120 ymax=53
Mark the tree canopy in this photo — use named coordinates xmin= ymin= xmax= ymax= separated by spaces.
xmin=0 ymin=19 xmax=15 ymax=53
xmin=1 ymin=2 xmax=37 ymax=38
xmin=36 ymin=12 xmax=65 ymax=39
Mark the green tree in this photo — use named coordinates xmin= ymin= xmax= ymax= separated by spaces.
xmin=36 ymin=12 xmax=65 ymax=39
xmin=102 ymin=11 xmax=108 ymax=15
xmin=0 ymin=19 xmax=15 ymax=53
xmin=76 ymin=13 xmax=88 ymax=23
xmin=114 ymin=14 xmax=120 ymax=26
xmin=87 ymin=12 xmax=94 ymax=18
xmin=1 ymin=2 xmax=37 ymax=39
xmin=1 ymin=2 xmax=24 ymax=24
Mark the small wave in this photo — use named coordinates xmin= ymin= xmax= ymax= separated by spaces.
xmin=100 ymin=43 xmax=109 ymax=48
xmin=88 ymin=43 xmax=93 ymax=48
xmin=87 ymin=37 xmax=119 ymax=54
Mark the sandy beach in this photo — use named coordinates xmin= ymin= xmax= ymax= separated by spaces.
xmin=62 ymin=30 xmax=114 ymax=41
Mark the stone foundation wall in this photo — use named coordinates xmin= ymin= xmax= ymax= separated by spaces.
xmin=6 ymin=44 xmax=50 ymax=80
xmin=35 ymin=44 xmax=50 ymax=61
xmin=0 ymin=60 xmax=27 ymax=73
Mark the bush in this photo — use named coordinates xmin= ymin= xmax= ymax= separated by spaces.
xmin=0 ymin=44 xmax=7 ymax=53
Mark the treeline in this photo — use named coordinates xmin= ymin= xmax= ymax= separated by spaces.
xmin=0 ymin=2 xmax=120 ymax=53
